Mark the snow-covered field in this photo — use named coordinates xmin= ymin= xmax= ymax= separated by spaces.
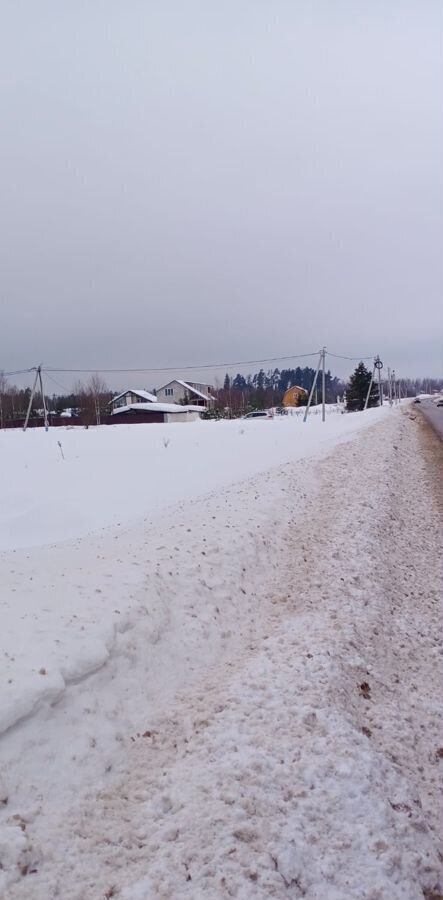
xmin=1 ymin=404 xmax=442 ymax=899
xmin=1 ymin=407 xmax=370 ymax=551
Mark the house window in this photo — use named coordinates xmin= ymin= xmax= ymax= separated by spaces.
xmin=165 ymin=388 xmax=173 ymax=396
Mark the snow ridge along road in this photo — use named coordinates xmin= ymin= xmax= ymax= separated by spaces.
xmin=0 ymin=408 xmax=388 ymax=739
xmin=1 ymin=407 xmax=442 ymax=899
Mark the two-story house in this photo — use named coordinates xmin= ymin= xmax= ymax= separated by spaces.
xmin=155 ymin=380 xmax=215 ymax=408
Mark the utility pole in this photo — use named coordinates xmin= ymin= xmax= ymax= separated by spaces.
xmin=304 ymin=350 xmax=322 ymax=423
xmin=374 ymin=355 xmax=383 ymax=406
xmin=38 ymin=367 xmax=49 ymax=430
xmin=387 ymin=367 xmax=392 ymax=406
xmin=322 ymin=346 xmax=326 ymax=422
xmin=23 ymin=368 xmax=39 ymax=431
xmin=364 ymin=360 xmax=377 ymax=411
xmin=23 ymin=366 xmax=49 ymax=431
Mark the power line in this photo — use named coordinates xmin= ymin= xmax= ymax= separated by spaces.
xmin=43 ymin=371 xmax=70 ymax=392
xmin=2 ymin=367 xmax=36 ymax=377
xmin=43 ymin=351 xmax=321 ymax=375
xmin=327 ymin=351 xmax=375 ymax=361
xmin=3 ymin=350 xmax=382 ymax=384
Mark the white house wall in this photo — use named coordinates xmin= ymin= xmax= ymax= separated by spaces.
xmin=156 ymin=383 xmax=187 ymax=404
xmin=165 ymin=411 xmax=200 ymax=423
xmin=156 ymin=381 xmax=212 ymax=406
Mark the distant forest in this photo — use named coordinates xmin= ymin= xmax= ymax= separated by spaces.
xmin=214 ymin=368 xmax=443 ymax=413
xmin=214 ymin=366 xmax=344 ymax=413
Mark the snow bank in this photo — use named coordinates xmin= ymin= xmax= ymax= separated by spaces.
xmin=0 ymin=407 xmax=390 ymax=743
xmin=0 ymin=407 xmax=388 ymax=551
xmin=0 ymin=450 xmax=321 ymax=893
xmin=2 ymin=407 xmax=441 ymax=899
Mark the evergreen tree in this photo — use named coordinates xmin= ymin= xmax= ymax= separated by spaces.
xmin=272 ymin=368 xmax=280 ymax=390
xmin=233 ymin=373 xmax=246 ymax=390
xmin=223 ymin=373 xmax=231 ymax=391
xmin=346 ymin=362 xmax=379 ymax=412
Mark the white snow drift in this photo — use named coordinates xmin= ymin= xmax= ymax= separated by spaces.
xmin=1 ymin=403 xmax=441 ymax=900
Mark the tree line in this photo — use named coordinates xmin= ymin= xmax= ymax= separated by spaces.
xmin=0 ymin=365 xmax=344 ymax=424
xmin=1 ymin=365 xmax=442 ymax=425
xmin=0 ymin=373 xmax=113 ymax=426
xmin=211 ymin=366 xmax=344 ymax=414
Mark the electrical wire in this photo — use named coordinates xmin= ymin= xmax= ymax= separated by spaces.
xmin=2 ymin=367 xmax=36 ymax=377
xmin=43 ymin=351 xmax=321 ymax=375
xmin=3 ymin=350 xmax=381 ymax=384
xmin=327 ymin=351 xmax=376 ymax=361
xmin=43 ymin=371 xmax=71 ymax=392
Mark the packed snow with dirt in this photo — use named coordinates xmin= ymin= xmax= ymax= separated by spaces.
xmin=0 ymin=405 xmax=442 ymax=900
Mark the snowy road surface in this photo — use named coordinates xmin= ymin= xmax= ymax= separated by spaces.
xmin=0 ymin=407 xmax=442 ymax=899
xmin=418 ymin=399 xmax=443 ymax=440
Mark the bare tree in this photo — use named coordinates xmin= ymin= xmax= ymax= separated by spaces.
xmin=68 ymin=375 xmax=112 ymax=425
xmin=88 ymin=374 xmax=112 ymax=425
xmin=0 ymin=371 xmax=7 ymax=428
xmin=88 ymin=373 xmax=108 ymax=399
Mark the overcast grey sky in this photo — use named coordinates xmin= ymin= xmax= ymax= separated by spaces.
xmin=1 ymin=1 xmax=442 ymax=387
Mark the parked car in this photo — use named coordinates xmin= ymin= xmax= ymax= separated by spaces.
xmin=413 ymin=398 xmax=421 ymax=404
xmin=243 ymin=410 xmax=272 ymax=419
xmin=437 ymin=399 xmax=443 ymax=407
